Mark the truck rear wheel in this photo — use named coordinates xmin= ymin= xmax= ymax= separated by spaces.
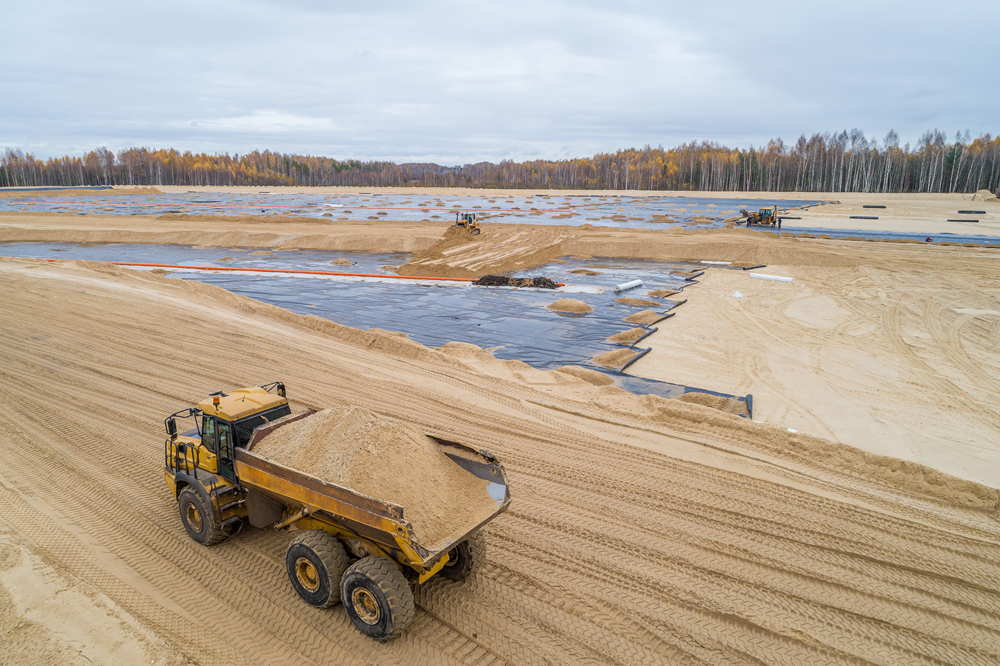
xmin=341 ymin=556 xmax=414 ymax=641
xmin=439 ymin=530 xmax=486 ymax=581
xmin=178 ymin=487 xmax=226 ymax=546
xmin=285 ymin=531 xmax=350 ymax=608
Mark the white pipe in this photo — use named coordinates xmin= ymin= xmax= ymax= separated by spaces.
xmin=614 ymin=279 xmax=643 ymax=293
xmin=699 ymin=260 xmax=731 ymax=265
xmin=750 ymin=273 xmax=794 ymax=283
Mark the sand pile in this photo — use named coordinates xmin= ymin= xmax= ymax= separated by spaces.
xmin=547 ymin=298 xmax=592 ymax=313
xmin=647 ymin=289 xmax=678 ymax=298
xmin=624 ymin=309 xmax=663 ymax=325
xmin=608 ymin=327 xmax=647 ymax=344
xmin=330 ymin=258 xmax=354 ymax=266
xmin=676 ymin=391 xmax=748 ymax=416
xmin=615 ymin=297 xmax=662 ymax=307
xmin=593 ymin=348 xmax=638 ymax=368
xmin=555 ymin=366 xmax=614 ymax=386
xmin=254 ymin=407 xmax=497 ymax=546
xmin=568 ymin=269 xmax=601 ymax=275
xmin=972 ymin=189 xmax=999 ymax=202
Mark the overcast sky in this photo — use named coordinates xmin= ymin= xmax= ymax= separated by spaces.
xmin=2 ymin=0 xmax=994 ymax=165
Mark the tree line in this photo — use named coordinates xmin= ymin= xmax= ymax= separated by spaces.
xmin=2 ymin=129 xmax=998 ymax=194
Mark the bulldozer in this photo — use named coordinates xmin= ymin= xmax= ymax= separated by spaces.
xmin=163 ymin=383 xmax=510 ymax=640
xmin=455 ymin=212 xmax=482 ymax=235
xmin=739 ymin=205 xmax=781 ymax=228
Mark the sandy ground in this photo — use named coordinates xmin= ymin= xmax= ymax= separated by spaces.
xmin=2 ymin=192 xmax=1000 ymax=664
xmin=777 ymin=192 xmax=1000 ymax=237
xmin=630 ymin=263 xmax=1000 ymax=487
xmin=1 ymin=257 xmax=998 ymax=666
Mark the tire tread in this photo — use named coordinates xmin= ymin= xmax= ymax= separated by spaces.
xmin=286 ymin=530 xmax=350 ymax=607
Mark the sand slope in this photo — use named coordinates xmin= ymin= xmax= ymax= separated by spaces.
xmin=1 ymin=257 xmax=998 ymax=665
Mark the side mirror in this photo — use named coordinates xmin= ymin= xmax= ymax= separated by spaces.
xmin=166 ymin=417 xmax=177 ymax=439
xmin=277 ymin=382 xmax=286 ymax=397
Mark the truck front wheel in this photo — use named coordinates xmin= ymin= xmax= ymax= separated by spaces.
xmin=285 ymin=531 xmax=350 ymax=608
xmin=341 ymin=556 xmax=414 ymax=641
xmin=439 ymin=530 xmax=486 ymax=581
xmin=178 ymin=487 xmax=227 ymax=546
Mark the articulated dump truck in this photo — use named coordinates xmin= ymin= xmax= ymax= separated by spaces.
xmin=163 ymin=383 xmax=511 ymax=640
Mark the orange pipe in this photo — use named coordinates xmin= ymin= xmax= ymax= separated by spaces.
xmin=33 ymin=258 xmax=565 ymax=285
xmin=38 ymin=258 xmax=474 ymax=281
xmin=35 ymin=259 xmax=566 ymax=287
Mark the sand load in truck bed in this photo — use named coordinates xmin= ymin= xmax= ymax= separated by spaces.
xmin=253 ymin=407 xmax=498 ymax=546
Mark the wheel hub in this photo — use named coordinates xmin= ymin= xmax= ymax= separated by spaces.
xmin=186 ymin=503 xmax=203 ymax=531
xmin=295 ymin=558 xmax=321 ymax=593
xmin=352 ymin=588 xmax=381 ymax=625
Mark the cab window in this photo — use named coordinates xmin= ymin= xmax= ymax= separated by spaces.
xmin=218 ymin=422 xmax=232 ymax=458
xmin=202 ymin=417 xmax=216 ymax=451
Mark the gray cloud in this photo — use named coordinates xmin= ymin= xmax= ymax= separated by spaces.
xmin=2 ymin=0 xmax=995 ymax=164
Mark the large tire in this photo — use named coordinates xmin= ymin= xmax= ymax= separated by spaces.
xmin=341 ymin=556 xmax=414 ymax=641
xmin=439 ymin=530 xmax=486 ymax=582
xmin=285 ymin=531 xmax=350 ymax=608
xmin=178 ymin=487 xmax=226 ymax=546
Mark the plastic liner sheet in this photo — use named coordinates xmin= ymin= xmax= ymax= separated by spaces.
xmin=0 ymin=191 xmax=819 ymax=230
xmin=0 ymin=242 xmax=744 ymax=401
xmin=751 ymin=225 xmax=999 ymax=245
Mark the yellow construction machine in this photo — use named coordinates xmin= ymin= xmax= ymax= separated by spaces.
xmin=739 ymin=205 xmax=781 ymax=228
xmin=455 ymin=212 xmax=482 ymax=235
xmin=163 ymin=383 xmax=510 ymax=640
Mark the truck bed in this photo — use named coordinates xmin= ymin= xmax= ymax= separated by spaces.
xmin=233 ymin=411 xmax=510 ymax=566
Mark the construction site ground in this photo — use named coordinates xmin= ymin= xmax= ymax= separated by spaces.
xmin=1 ymin=189 xmax=999 ymax=666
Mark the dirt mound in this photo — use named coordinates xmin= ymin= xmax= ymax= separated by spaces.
xmin=624 ymin=309 xmax=662 ymax=324
xmin=676 ymin=391 xmax=748 ymax=416
xmin=608 ymin=327 xmax=647 ymax=344
xmin=400 ymin=225 xmax=578 ymax=278
xmin=250 ymin=250 xmax=274 ymax=256
xmin=647 ymin=289 xmax=678 ymax=298
xmin=971 ymin=189 xmax=999 ymax=202
xmin=437 ymin=341 xmax=498 ymax=363
xmin=554 ymin=365 xmax=614 ymax=386
xmin=547 ymin=298 xmax=593 ymax=313
xmin=568 ymin=269 xmax=601 ymax=275
xmin=254 ymin=407 xmax=497 ymax=546
xmin=330 ymin=258 xmax=355 ymax=266
xmin=593 ymin=348 xmax=638 ymax=368
xmin=615 ymin=297 xmax=662 ymax=307
xmin=474 ymin=275 xmax=559 ymax=289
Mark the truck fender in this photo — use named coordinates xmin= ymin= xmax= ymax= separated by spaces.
xmin=173 ymin=472 xmax=218 ymax=519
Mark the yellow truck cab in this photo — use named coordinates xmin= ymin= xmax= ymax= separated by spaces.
xmin=164 ymin=382 xmax=291 ymax=545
